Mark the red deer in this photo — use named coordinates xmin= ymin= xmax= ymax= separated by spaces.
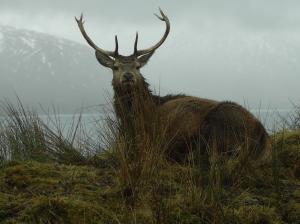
xmin=75 ymin=9 xmax=271 ymax=163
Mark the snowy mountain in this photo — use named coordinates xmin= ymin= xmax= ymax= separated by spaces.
xmin=0 ymin=25 xmax=111 ymax=112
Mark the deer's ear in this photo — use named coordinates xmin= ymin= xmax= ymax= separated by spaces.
xmin=95 ymin=51 xmax=114 ymax=68
xmin=137 ymin=52 xmax=155 ymax=67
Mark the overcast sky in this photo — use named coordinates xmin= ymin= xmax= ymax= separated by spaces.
xmin=1 ymin=0 xmax=300 ymax=109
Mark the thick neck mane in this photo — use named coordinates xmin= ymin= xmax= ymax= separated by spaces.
xmin=113 ymin=77 xmax=186 ymax=119
xmin=112 ymin=73 xmax=187 ymax=141
xmin=113 ymin=77 xmax=152 ymax=116
xmin=112 ymin=77 xmax=157 ymax=133
xmin=112 ymin=76 xmax=186 ymax=135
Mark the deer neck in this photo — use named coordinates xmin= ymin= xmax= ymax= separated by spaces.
xmin=112 ymin=78 xmax=157 ymax=127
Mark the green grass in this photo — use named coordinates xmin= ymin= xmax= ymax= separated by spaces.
xmin=0 ymin=101 xmax=299 ymax=223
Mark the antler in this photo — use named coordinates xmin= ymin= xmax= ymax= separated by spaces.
xmin=134 ymin=8 xmax=170 ymax=56
xmin=75 ymin=13 xmax=118 ymax=57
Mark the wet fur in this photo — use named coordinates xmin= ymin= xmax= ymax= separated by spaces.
xmin=113 ymin=77 xmax=271 ymax=163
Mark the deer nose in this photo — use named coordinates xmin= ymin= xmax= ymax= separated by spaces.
xmin=123 ymin=73 xmax=134 ymax=81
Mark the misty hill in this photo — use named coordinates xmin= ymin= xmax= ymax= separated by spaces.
xmin=0 ymin=25 xmax=111 ymax=113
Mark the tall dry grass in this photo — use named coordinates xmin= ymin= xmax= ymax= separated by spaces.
xmin=0 ymin=97 xmax=289 ymax=223
xmin=0 ymin=100 xmax=88 ymax=165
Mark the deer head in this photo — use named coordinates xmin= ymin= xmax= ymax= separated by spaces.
xmin=75 ymin=9 xmax=170 ymax=91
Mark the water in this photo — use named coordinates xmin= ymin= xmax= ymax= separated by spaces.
xmin=0 ymin=108 xmax=295 ymax=160
xmin=38 ymin=113 xmax=105 ymax=131
xmin=38 ymin=113 xmax=109 ymax=143
xmin=0 ymin=109 xmax=294 ymax=136
xmin=39 ymin=109 xmax=292 ymax=133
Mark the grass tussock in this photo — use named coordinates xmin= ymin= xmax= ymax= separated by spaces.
xmin=0 ymin=100 xmax=93 ymax=166
xmin=0 ymin=99 xmax=299 ymax=223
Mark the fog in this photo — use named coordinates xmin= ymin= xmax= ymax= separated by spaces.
xmin=1 ymin=0 xmax=300 ymax=110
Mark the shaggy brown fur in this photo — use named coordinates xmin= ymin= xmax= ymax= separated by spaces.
xmin=160 ymin=97 xmax=271 ymax=162
xmin=113 ymin=79 xmax=271 ymax=163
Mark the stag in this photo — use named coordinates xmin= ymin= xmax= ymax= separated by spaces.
xmin=75 ymin=9 xmax=271 ymax=163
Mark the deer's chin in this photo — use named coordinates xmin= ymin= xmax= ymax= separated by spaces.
xmin=121 ymin=80 xmax=135 ymax=87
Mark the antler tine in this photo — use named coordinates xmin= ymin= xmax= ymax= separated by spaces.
xmin=154 ymin=7 xmax=165 ymax=21
xmin=134 ymin=8 xmax=170 ymax=56
xmin=134 ymin=32 xmax=139 ymax=55
xmin=75 ymin=13 xmax=116 ymax=57
xmin=114 ymin=35 xmax=119 ymax=56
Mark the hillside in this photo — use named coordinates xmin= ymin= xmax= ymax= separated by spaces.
xmin=0 ymin=101 xmax=299 ymax=223
xmin=0 ymin=131 xmax=299 ymax=223
xmin=0 ymin=25 xmax=111 ymax=112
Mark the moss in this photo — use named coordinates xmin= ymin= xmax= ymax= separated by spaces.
xmin=0 ymin=129 xmax=300 ymax=223
xmin=21 ymin=196 xmax=119 ymax=224
xmin=0 ymin=162 xmax=121 ymax=223
xmin=273 ymin=130 xmax=300 ymax=146
xmin=284 ymin=202 xmax=300 ymax=223
xmin=278 ymin=146 xmax=300 ymax=168
xmin=0 ymin=192 xmax=19 ymax=221
xmin=4 ymin=165 xmax=33 ymax=189
xmin=293 ymin=188 xmax=300 ymax=199
xmin=272 ymin=130 xmax=300 ymax=179
xmin=233 ymin=205 xmax=282 ymax=224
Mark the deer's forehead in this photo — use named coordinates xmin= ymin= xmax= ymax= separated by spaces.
xmin=115 ymin=55 xmax=134 ymax=62
xmin=114 ymin=59 xmax=138 ymax=67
